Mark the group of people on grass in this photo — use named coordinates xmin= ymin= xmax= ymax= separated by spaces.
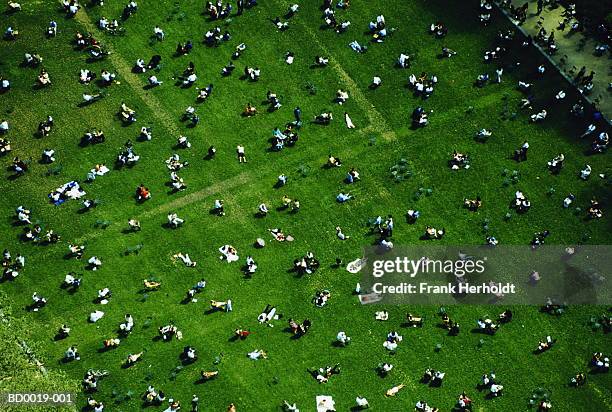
xmin=1 ymin=0 xmax=610 ymax=411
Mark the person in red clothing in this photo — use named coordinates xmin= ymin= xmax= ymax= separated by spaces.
xmin=234 ymin=329 xmax=250 ymax=339
xmin=136 ymin=184 xmax=151 ymax=202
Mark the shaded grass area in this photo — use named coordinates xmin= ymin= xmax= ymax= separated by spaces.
xmin=0 ymin=0 xmax=610 ymax=411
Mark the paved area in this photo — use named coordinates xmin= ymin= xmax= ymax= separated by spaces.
xmin=500 ymin=0 xmax=611 ymax=121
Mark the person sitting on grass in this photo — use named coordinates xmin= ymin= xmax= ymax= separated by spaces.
xmin=591 ymin=131 xmax=608 ymax=153
xmin=346 ymin=167 xmax=360 ymax=183
xmin=377 ymin=362 xmax=393 ymax=377
xmin=237 ymin=145 xmax=246 ymax=162
xmin=182 ymin=346 xmax=197 ymax=363
xmin=41 ymin=148 xmax=55 ymax=163
xmin=169 ymin=172 xmax=186 ymax=192
xmin=176 ymin=40 xmax=193 ymax=55
xmin=167 ymin=213 xmax=184 ymax=228
xmin=212 ymin=199 xmax=225 ymax=216
xmin=315 ymin=111 xmax=333 ymax=124
xmin=288 ymin=318 xmax=311 ymax=336
xmin=136 ymin=184 xmax=151 ymax=201
xmin=588 ymin=199 xmax=603 ymax=219
xmin=244 ymin=102 xmax=257 ymax=116
xmin=4 ymin=25 xmax=18 ymax=40
xmin=475 ymin=73 xmax=489 ymax=87
xmin=530 ymin=109 xmax=547 ymax=123
xmin=37 ymin=68 xmax=51 ymax=86
xmin=23 ymin=53 xmax=43 ymax=68
xmin=138 ymin=126 xmax=152 ymax=141
xmin=176 ymin=135 xmax=191 ymax=149
xmin=0 ymin=137 xmax=10 ymax=155
xmin=538 ymin=400 xmax=552 ymax=411
xmin=336 ymin=89 xmax=349 ymax=104
xmin=221 ymin=61 xmax=235 ymax=76
xmin=579 ymin=164 xmax=591 ymax=180
xmin=430 ymin=21 xmax=448 ymax=37
xmin=166 ymin=153 xmax=189 ymax=170
xmin=464 ymin=196 xmax=482 ymax=211
xmin=127 ymin=219 xmax=141 ymax=232
xmin=65 ymin=345 xmax=80 ymax=361
xmin=336 ymin=331 xmax=351 ymax=346
xmin=197 ymin=84 xmax=213 ymax=101
xmin=244 ymin=66 xmax=260 ymax=81
xmin=244 ymin=255 xmax=257 ymax=277
xmin=313 ymin=290 xmax=330 ymax=307
xmin=159 ymin=324 xmax=182 ymax=341
xmin=397 ymin=52 xmax=410 ymax=68
xmin=79 ymin=68 xmax=96 ymax=84
xmin=309 ymin=364 xmax=341 ymax=384
xmin=424 ymin=226 xmax=445 ymax=240
xmin=406 ymin=313 xmax=423 ymax=327
xmin=103 ymin=338 xmax=120 ymax=349
xmin=383 ymin=330 xmax=402 ymax=351
xmin=336 ymin=192 xmax=352 ymax=203
xmin=328 ymin=154 xmax=342 ymax=167
xmin=512 ymin=190 xmax=531 ymax=213
xmin=498 ymin=309 xmax=513 ymax=323
xmin=591 ymin=352 xmax=610 ymax=372
xmin=272 ymin=17 xmax=289 ymax=31
xmin=477 ymin=318 xmax=498 ymax=334
xmin=547 ymin=153 xmax=564 ymax=174
xmin=314 ymin=55 xmax=329 ymax=66
xmin=536 ymin=335 xmax=556 ymax=353
xmin=413 ymin=103 xmax=432 ymax=125
xmin=570 ymin=372 xmax=586 ymax=386
xmin=120 ymin=102 xmax=137 ymax=123
xmin=266 ymin=90 xmax=282 ymax=110
xmin=257 ymin=203 xmax=268 ymax=216
xmin=100 ymin=69 xmax=116 ymax=85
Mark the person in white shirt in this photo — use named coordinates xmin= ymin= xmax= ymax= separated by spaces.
xmin=237 ymin=145 xmax=246 ymax=162
xmin=148 ymin=75 xmax=162 ymax=86
xmin=336 ymin=331 xmax=351 ymax=345
xmin=495 ymin=67 xmax=503 ymax=83
xmin=285 ymin=52 xmax=294 ymax=64
xmin=154 ymin=26 xmax=164 ymax=40
xmin=0 ymin=120 xmax=9 ymax=133
xmin=579 ymin=164 xmax=591 ymax=180
xmin=397 ymin=53 xmax=410 ymax=68
xmin=355 ymin=397 xmax=369 ymax=409
xmin=336 ymin=226 xmax=349 ymax=240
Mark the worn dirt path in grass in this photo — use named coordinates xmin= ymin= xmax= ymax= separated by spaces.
xmin=72 ymin=6 xmax=183 ymax=136
xmin=301 ymin=24 xmax=398 ymax=141
xmin=67 ymin=6 xmax=254 ymax=242
xmin=66 ymin=3 xmax=403 ymax=246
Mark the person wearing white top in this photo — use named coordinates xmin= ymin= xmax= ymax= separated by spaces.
xmin=355 ymin=397 xmax=369 ymax=408
xmin=344 ymin=112 xmax=355 ymax=129
xmin=153 ymin=26 xmax=164 ymax=40
xmin=579 ymin=164 xmax=591 ymax=180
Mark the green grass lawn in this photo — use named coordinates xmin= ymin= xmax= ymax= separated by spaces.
xmin=0 ymin=0 xmax=610 ymax=411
